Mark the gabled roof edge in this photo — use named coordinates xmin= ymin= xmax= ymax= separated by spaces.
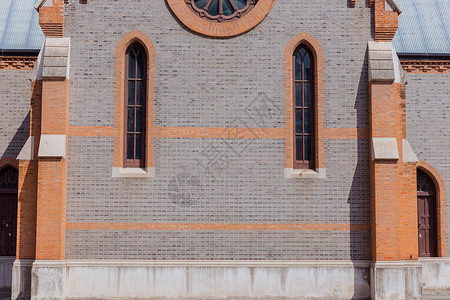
xmin=34 ymin=0 xmax=47 ymax=11
xmin=387 ymin=0 xmax=402 ymax=14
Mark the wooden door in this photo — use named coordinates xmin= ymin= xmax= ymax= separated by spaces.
xmin=417 ymin=169 xmax=437 ymax=257
xmin=0 ymin=166 xmax=18 ymax=256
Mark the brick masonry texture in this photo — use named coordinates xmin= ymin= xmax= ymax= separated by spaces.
xmin=406 ymin=74 xmax=450 ymax=256
xmin=63 ymin=0 xmax=373 ymax=260
xmin=0 ymin=70 xmax=31 ymax=159
xmin=66 ymin=230 xmax=370 ymax=260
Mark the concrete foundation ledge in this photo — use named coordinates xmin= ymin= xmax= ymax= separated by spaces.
xmin=28 ymin=260 xmax=371 ymax=299
xmin=370 ymin=261 xmax=422 ymax=300
xmin=31 ymin=260 xmax=66 ymax=300
xmin=11 ymin=259 xmax=33 ymax=300
xmin=0 ymin=256 xmax=14 ymax=289
xmin=420 ymin=257 xmax=450 ymax=295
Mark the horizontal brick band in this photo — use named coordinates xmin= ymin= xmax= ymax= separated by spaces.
xmin=153 ymin=127 xmax=284 ymax=139
xmin=69 ymin=126 xmax=116 ymax=136
xmin=323 ymin=128 xmax=369 ymax=139
xmin=69 ymin=126 xmax=369 ymax=139
xmin=66 ymin=223 xmax=370 ymax=231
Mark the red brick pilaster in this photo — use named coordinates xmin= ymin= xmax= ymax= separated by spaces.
xmin=35 ymin=79 xmax=68 ymax=260
xmin=370 ymin=82 xmax=418 ymax=261
xmin=16 ymin=81 xmax=42 ymax=260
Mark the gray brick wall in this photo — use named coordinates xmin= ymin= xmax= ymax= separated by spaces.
xmin=64 ymin=0 xmax=372 ymax=260
xmin=0 ymin=70 xmax=31 ymax=159
xmin=406 ymin=73 xmax=450 ymax=256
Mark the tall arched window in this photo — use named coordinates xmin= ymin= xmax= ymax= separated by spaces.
xmin=124 ymin=43 xmax=146 ymax=167
xmin=293 ymin=45 xmax=314 ymax=169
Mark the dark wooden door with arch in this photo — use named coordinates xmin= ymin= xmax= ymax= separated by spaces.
xmin=0 ymin=166 xmax=18 ymax=256
xmin=417 ymin=169 xmax=437 ymax=257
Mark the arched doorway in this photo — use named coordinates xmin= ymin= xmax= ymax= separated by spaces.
xmin=0 ymin=166 xmax=18 ymax=256
xmin=417 ymin=169 xmax=437 ymax=257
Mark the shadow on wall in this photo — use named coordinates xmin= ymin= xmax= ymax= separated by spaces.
xmin=349 ymin=50 xmax=371 ymax=300
xmin=1 ymin=112 xmax=30 ymax=160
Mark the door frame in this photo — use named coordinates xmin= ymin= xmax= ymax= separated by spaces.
xmin=417 ymin=161 xmax=447 ymax=257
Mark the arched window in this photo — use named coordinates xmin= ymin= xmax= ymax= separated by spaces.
xmin=417 ymin=169 xmax=437 ymax=257
xmin=0 ymin=166 xmax=18 ymax=256
xmin=124 ymin=43 xmax=146 ymax=168
xmin=293 ymin=45 xmax=314 ymax=169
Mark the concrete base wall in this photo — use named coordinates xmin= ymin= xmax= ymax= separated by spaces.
xmin=0 ymin=256 xmax=14 ymax=289
xmin=11 ymin=259 xmax=33 ymax=300
xmin=28 ymin=260 xmax=371 ymax=300
xmin=370 ymin=261 xmax=422 ymax=300
xmin=421 ymin=258 xmax=450 ymax=296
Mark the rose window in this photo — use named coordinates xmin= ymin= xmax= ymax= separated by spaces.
xmin=186 ymin=0 xmax=258 ymax=22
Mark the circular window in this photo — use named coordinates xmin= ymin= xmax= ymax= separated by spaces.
xmin=186 ymin=0 xmax=257 ymax=23
xmin=167 ymin=0 xmax=274 ymax=37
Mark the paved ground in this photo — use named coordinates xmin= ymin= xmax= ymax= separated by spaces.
xmin=0 ymin=288 xmax=10 ymax=300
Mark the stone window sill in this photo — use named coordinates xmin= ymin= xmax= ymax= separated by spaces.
xmin=112 ymin=167 xmax=155 ymax=178
xmin=284 ymin=168 xmax=326 ymax=179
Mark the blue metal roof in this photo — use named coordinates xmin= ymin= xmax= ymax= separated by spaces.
xmin=393 ymin=0 xmax=450 ymax=55
xmin=0 ymin=0 xmax=44 ymax=51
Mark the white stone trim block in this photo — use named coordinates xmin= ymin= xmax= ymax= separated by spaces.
xmin=17 ymin=136 xmax=34 ymax=160
xmin=112 ymin=167 xmax=155 ymax=178
xmin=371 ymin=137 xmax=399 ymax=161
xmin=38 ymin=134 xmax=66 ymax=158
xmin=284 ymin=168 xmax=326 ymax=179
xmin=402 ymin=139 xmax=419 ymax=163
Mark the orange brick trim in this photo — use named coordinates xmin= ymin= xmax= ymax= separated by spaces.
xmin=284 ymin=33 xmax=325 ymax=169
xmin=401 ymin=60 xmax=450 ymax=74
xmin=154 ymin=127 xmax=284 ymax=139
xmin=66 ymin=222 xmax=370 ymax=231
xmin=114 ymin=31 xmax=156 ymax=168
xmin=166 ymin=0 xmax=275 ymax=37
xmin=417 ymin=161 xmax=448 ymax=257
xmin=323 ymin=128 xmax=369 ymax=139
xmin=69 ymin=126 xmax=116 ymax=137
xmin=374 ymin=0 xmax=399 ymax=41
xmin=69 ymin=126 xmax=368 ymax=140
xmin=0 ymin=57 xmax=37 ymax=70
xmin=0 ymin=157 xmax=19 ymax=170
xmin=39 ymin=23 xmax=64 ymax=37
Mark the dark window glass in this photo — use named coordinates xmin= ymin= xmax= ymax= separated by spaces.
xmin=295 ymin=83 xmax=302 ymax=107
xmin=295 ymin=110 xmax=303 ymax=133
xmin=296 ymin=136 xmax=303 ymax=161
xmin=128 ymin=51 xmax=136 ymax=78
xmin=125 ymin=43 xmax=146 ymax=167
xmin=304 ymin=109 xmax=311 ymax=133
xmin=293 ymin=45 xmax=314 ymax=169
xmin=304 ymin=82 xmax=311 ymax=106
xmin=128 ymin=81 xmax=135 ymax=105
xmin=127 ymin=134 xmax=134 ymax=159
xmin=135 ymin=134 xmax=142 ymax=159
xmin=136 ymin=81 xmax=144 ymax=106
xmin=304 ymin=53 xmax=311 ymax=80
xmin=127 ymin=108 xmax=134 ymax=132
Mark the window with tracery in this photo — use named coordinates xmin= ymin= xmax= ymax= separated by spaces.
xmin=124 ymin=43 xmax=146 ymax=168
xmin=293 ymin=45 xmax=314 ymax=169
xmin=0 ymin=167 xmax=18 ymax=190
xmin=417 ymin=169 xmax=435 ymax=196
xmin=186 ymin=0 xmax=258 ymax=22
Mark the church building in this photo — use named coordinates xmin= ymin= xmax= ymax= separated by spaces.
xmin=0 ymin=0 xmax=449 ymax=298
